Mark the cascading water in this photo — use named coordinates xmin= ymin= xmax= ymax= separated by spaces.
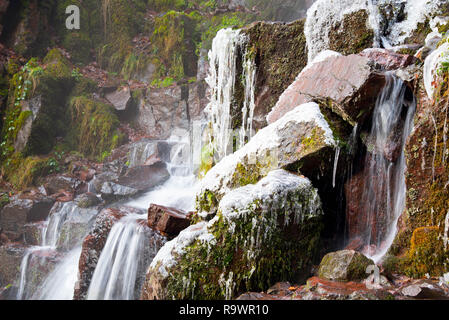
xmin=205 ymin=28 xmax=256 ymax=162
xmin=86 ymin=215 xmax=157 ymax=300
xmin=349 ymin=73 xmax=415 ymax=262
xmin=84 ymin=136 xmax=198 ymax=300
xmin=16 ymin=202 xmax=99 ymax=300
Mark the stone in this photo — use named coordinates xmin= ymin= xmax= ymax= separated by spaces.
xmin=22 ymin=221 xmax=45 ymax=246
xmin=267 ymin=52 xmax=386 ymax=126
xmin=74 ymin=193 xmax=101 ymax=209
xmin=0 ymin=195 xmax=54 ymax=241
xmin=74 ymin=206 xmax=166 ymax=300
xmin=0 ymin=244 xmax=25 ymax=287
xmin=401 ymin=280 xmax=449 ymax=299
xmin=242 ymin=19 xmax=308 ymax=129
xmin=360 ymin=48 xmax=417 ymax=71
xmin=147 ymin=204 xmax=191 ymax=237
xmin=305 ymin=0 xmax=376 ymax=62
xmin=105 ymin=86 xmax=132 ymax=112
xmin=142 ymin=170 xmax=324 ymax=300
xmin=197 ymin=102 xmax=336 ymax=217
xmin=318 ymin=250 xmax=375 ymax=282
xmin=43 ymin=175 xmax=82 ymax=195
xmin=116 ymin=162 xmax=170 ymax=192
xmin=74 ymin=207 xmax=130 ymax=300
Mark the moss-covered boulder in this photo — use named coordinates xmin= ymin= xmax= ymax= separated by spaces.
xmin=1 ymin=53 xmax=74 ymax=159
xmin=305 ymin=0 xmax=375 ymax=62
xmin=241 ymin=19 xmax=308 ymax=128
xmin=196 ymin=102 xmax=336 ymax=218
xmin=66 ymin=96 xmax=124 ymax=160
xmin=318 ymin=250 xmax=374 ymax=282
xmin=141 ymin=169 xmax=324 ymax=300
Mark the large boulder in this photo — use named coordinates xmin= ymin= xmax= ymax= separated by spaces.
xmin=0 ymin=194 xmax=54 ymax=241
xmin=98 ymin=162 xmax=170 ymax=202
xmin=136 ymin=81 xmax=207 ymax=139
xmin=267 ymin=51 xmax=386 ymax=126
xmin=142 ymin=170 xmax=324 ymax=300
xmin=196 ymin=102 xmax=336 ymax=218
xmin=318 ymin=250 xmax=375 ymax=282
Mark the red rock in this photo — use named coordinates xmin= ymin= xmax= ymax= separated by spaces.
xmin=0 ymin=195 xmax=55 ymax=241
xmin=360 ymin=48 xmax=417 ymax=71
xmin=147 ymin=204 xmax=191 ymax=237
xmin=267 ymin=53 xmax=386 ymax=125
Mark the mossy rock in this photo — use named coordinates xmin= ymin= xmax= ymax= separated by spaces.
xmin=242 ymin=19 xmax=308 ymax=128
xmin=328 ymin=10 xmax=374 ymax=56
xmin=66 ymin=96 xmax=125 ymax=160
xmin=403 ymin=227 xmax=448 ymax=278
xmin=318 ymin=250 xmax=374 ymax=282
xmin=143 ymin=170 xmax=324 ymax=300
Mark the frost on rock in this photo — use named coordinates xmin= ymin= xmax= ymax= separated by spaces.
xmin=196 ymin=102 xmax=336 ymax=216
xmin=149 ymin=222 xmax=214 ymax=280
xmin=142 ymin=170 xmax=324 ymax=300
xmin=374 ymin=0 xmax=449 ymax=47
xmin=424 ymin=42 xmax=449 ymax=99
xmin=305 ymin=0 xmax=378 ymax=62
xmin=305 ymin=0 xmax=448 ymax=61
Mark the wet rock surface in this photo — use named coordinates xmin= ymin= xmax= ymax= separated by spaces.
xmin=147 ymin=204 xmax=191 ymax=238
xmin=0 ymin=195 xmax=54 ymax=241
xmin=74 ymin=207 xmax=131 ymax=300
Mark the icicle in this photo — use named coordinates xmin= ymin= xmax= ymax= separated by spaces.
xmin=205 ymin=28 xmax=247 ymax=161
xmin=332 ymin=146 xmax=341 ymax=188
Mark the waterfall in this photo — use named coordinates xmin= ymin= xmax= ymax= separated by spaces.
xmin=31 ymin=247 xmax=82 ymax=300
xmin=205 ymin=28 xmax=256 ymax=162
xmin=352 ymin=73 xmax=415 ymax=262
xmin=16 ymin=202 xmax=99 ymax=300
xmin=86 ymin=215 xmax=153 ymax=300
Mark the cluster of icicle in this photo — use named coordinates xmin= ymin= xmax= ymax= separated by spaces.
xmin=205 ymin=28 xmax=257 ymax=162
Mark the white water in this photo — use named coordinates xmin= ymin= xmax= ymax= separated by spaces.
xmin=31 ymin=247 xmax=82 ymax=300
xmin=357 ymin=73 xmax=416 ymax=262
xmin=16 ymin=201 xmax=99 ymax=300
xmin=86 ymin=215 xmax=148 ymax=300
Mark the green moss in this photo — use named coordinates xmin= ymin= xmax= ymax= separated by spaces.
xmin=66 ymin=96 xmax=124 ymax=160
xmin=403 ymin=227 xmax=447 ymax=278
xmin=198 ymin=143 xmax=215 ymax=179
xmin=328 ymin=10 xmax=374 ymax=55
xmin=42 ymin=48 xmax=72 ymax=79
xmin=165 ymin=188 xmax=323 ymax=299
xmin=2 ymin=153 xmax=61 ymax=189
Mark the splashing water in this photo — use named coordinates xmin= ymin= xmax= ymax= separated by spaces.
xmin=352 ymin=73 xmax=415 ymax=262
